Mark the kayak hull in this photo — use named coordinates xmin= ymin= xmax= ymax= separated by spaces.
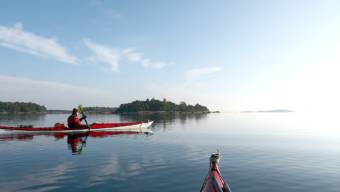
xmin=0 ymin=121 xmax=153 ymax=134
xmin=200 ymin=153 xmax=231 ymax=192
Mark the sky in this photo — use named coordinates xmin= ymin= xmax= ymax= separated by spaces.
xmin=0 ymin=0 xmax=340 ymax=112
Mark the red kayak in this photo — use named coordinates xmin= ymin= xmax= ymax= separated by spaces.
xmin=0 ymin=121 xmax=153 ymax=134
xmin=200 ymin=153 xmax=231 ymax=192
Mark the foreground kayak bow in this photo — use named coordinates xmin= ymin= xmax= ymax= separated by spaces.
xmin=200 ymin=153 xmax=231 ymax=192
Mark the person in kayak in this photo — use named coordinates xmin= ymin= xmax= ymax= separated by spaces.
xmin=67 ymin=108 xmax=87 ymax=129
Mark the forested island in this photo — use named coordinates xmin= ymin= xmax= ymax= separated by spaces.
xmin=0 ymin=99 xmax=210 ymax=114
xmin=115 ymin=98 xmax=209 ymax=114
xmin=0 ymin=101 xmax=47 ymax=114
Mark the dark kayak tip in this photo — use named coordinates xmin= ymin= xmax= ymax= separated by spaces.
xmin=200 ymin=152 xmax=231 ymax=192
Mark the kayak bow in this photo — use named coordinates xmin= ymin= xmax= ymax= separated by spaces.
xmin=200 ymin=153 xmax=231 ymax=192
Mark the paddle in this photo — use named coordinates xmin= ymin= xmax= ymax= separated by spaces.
xmin=78 ymin=104 xmax=89 ymax=130
xmin=77 ymin=105 xmax=90 ymax=153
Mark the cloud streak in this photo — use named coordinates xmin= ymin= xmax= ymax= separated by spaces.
xmin=186 ymin=66 xmax=221 ymax=81
xmin=122 ymin=48 xmax=166 ymax=69
xmin=0 ymin=23 xmax=166 ymax=71
xmin=0 ymin=75 xmax=119 ymax=109
xmin=84 ymin=39 xmax=167 ymax=71
xmin=84 ymin=38 xmax=120 ymax=72
xmin=0 ymin=23 xmax=77 ymax=64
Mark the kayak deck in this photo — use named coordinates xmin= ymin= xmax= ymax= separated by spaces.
xmin=0 ymin=121 xmax=153 ymax=134
xmin=200 ymin=153 xmax=231 ymax=192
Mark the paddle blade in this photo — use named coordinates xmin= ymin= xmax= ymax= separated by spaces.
xmin=78 ymin=105 xmax=84 ymax=113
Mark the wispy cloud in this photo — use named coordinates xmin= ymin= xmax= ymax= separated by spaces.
xmin=122 ymin=48 xmax=166 ymax=69
xmin=141 ymin=59 xmax=166 ymax=69
xmin=83 ymin=38 xmax=120 ymax=72
xmin=0 ymin=75 xmax=120 ymax=109
xmin=186 ymin=66 xmax=221 ymax=81
xmin=84 ymin=39 xmax=167 ymax=71
xmin=0 ymin=23 xmax=77 ymax=64
xmin=122 ymin=48 xmax=143 ymax=63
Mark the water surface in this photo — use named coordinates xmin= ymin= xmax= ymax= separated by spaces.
xmin=0 ymin=113 xmax=339 ymax=192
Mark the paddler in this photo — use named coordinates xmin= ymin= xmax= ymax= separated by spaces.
xmin=67 ymin=108 xmax=87 ymax=129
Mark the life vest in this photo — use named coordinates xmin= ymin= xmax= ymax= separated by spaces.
xmin=67 ymin=115 xmax=82 ymax=128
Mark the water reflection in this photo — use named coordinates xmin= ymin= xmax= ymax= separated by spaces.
xmin=67 ymin=134 xmax=87 ymax=154
xmin=0 ymin=114 xmax=46 ymax=126
xmin=120 ymin=112 xmax=208 ymax=130
xmin=0 ymin=114 xmax=46 ymax=121
xmin=1 ymin=113 xmax=340 ymax=191
xmin=0 ymin=131 xmax=151 ymax=155
xmin=2 ymin=161 xmax=74 ymax=192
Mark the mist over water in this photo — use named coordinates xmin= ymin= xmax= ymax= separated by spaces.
xmin=0 ymin=112 xmax=339 ymax=192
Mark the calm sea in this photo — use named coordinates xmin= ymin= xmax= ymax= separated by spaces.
xmin=0 ymin=112 xmax=339 ymax=192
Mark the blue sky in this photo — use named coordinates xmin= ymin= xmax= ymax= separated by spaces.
xmin=0 ymin=0 xmax=340 ymax=112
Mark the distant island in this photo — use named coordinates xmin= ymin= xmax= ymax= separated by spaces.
xmin=241 ymin=109 xmax=294 ymax=113
xmin=257 ymin=109 xmax=294 ymax=113
xmin=0 ymin=101 xmax=47 ymax=114
xmin=115 ymin=98 xmax=209 ymax=114
xmin=241 ymin=110 xmax=255 ymax=113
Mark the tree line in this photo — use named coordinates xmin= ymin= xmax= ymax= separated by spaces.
xmin=0 ymin=101 xmax=47 ymax=114
xmin=82 ymin=107 xmax=117 ymax=114
xmin=115 ymin=98 xmax=209 ymax=113
xmin=0 ymin=99 xmax=210 ymax=114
